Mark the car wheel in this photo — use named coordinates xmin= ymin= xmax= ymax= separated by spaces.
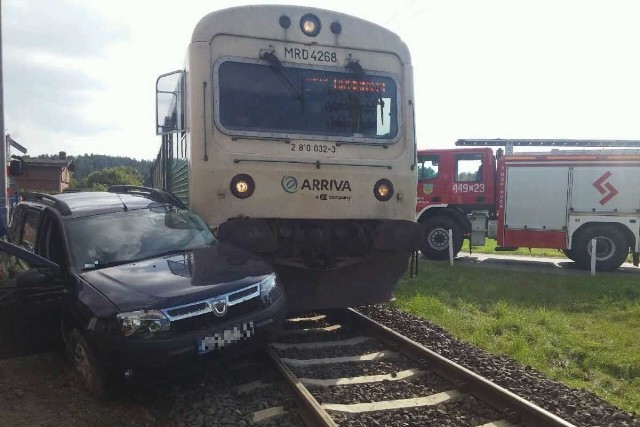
xmin=420 ymin=217 xmax=463 ymax=260
xmin=68 ymin=329 xmax=108 ymax=398
xmin=573 ymin=225 xmax=629 ymax=272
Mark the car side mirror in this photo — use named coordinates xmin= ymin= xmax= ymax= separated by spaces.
xmin=15 ymin=268 xmax=58 ymax=288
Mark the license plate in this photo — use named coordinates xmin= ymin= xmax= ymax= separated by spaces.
xmin=198 ymin=322 xmax=255 ymax=354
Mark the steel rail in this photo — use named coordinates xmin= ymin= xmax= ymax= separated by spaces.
xmin=266 ymin=346 xmax=338 ymax=427
xmin=347 ymin=308 xmax=576 ymax=427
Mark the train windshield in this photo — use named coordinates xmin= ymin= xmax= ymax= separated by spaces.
xmin=217 ymin=60 xmax=398 ymax=141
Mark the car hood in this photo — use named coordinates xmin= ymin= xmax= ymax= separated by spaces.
xmin=80 ymin=243 xmax=274 ymax=312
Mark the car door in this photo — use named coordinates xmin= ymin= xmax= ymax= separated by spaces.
xmin=0 ymin=232 xmax=65 ymax=359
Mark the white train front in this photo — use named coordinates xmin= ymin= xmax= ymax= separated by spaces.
xmin=152 ymin=6 xmax=423 ymax=310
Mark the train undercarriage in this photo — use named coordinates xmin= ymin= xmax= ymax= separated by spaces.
xmin=218 ymin=218 xmax=423 ymax=310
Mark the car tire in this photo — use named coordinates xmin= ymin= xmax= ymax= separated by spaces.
xmin=68 ymin=329 xmax=108 ymax=398
xmin=573 ymin=225 xmax=629 ymax=272
xmin=420 ymin=217 xmax=463 ymax=260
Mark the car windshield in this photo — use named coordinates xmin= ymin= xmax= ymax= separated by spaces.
xmin=65 ymin=207 xmax=217 ymax=270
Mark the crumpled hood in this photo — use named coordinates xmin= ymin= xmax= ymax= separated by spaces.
xmin=80 ymin=243 xmax=274 ymax=312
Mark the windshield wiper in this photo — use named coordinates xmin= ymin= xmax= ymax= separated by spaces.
xmin=150 ymin=248 xmax=192 ymax=259
xmin=81 ymin=260 xmax=133 ymax=271
xmin=260 ymin=51 xmax=305 ymax=102
xmin=81 ymin=249 xmax=194 ymax=271
xmin=346 ymin=58 xmax=387 ymax=130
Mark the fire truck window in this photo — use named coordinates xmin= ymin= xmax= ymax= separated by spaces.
xmin=418 ymin=156 xmax=438 ymax=180
xmin=456 ymin=154 xmax=483 ymax=182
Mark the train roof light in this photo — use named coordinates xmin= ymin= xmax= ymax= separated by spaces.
xmin=330 ymin=21 xmax=341 ymax=35
xmin=300 ymin=14 xmax=321 ymax=37
xmin=279 ymin=15 xmax=291 ymax=29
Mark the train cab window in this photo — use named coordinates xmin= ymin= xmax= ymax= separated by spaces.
xmin=418 ymin=155 xmax=439 ymax=180
xmin=216 ymin=60 xmax=399 ymax=142
xmin=455 ymin=153 xmax=483 ymax=182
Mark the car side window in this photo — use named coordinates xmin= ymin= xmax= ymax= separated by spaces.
xmin=20 ymin=210 xmax=42 ymax=251
xmin=8 ymin=205 xmax=27 ymax=243
xmin=43 ymin=220 xmax=66 ymax=268
xmin=0 ymin=251 xmax=32 ymax=287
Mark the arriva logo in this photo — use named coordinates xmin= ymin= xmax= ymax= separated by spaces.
xmin=281 ymin=175 xmax=298 ymax=193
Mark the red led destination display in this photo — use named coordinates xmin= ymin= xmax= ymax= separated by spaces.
xmin=305 ymin=77 xmax=386 ymax=93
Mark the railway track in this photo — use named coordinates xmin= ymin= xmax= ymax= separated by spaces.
xmin=252 ymin=309 xmax=576 ymax=427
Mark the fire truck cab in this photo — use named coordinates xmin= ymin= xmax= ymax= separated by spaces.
xmin=417 ymin=140 xmax=640 ymax=272
xmin=416 ymin=147 xmax=497 ymax=260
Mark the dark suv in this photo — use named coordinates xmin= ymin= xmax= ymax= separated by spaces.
xmin=0 ymin=186 xmax=286 ymax=396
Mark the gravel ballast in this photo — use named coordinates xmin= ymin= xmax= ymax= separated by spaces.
xmin=357 ymin=303 xmax=640 ymax=427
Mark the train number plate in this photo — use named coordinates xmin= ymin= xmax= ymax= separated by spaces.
xmin=198 ymin=322 xmax=254 ymax=354
xmin=291 ymin=143 xmax=337 ymax=154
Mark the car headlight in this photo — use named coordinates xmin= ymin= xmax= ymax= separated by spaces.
xmin=259 ymin=275 xmax=282 ymax=306
xmin=116 ymin=310 xmax=170 ymax=339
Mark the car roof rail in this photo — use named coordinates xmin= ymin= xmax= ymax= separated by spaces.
xmin=21 ymin=192 xmax=72 ymax=216
xmin=107 ymin=185 xmax=187 ymax=210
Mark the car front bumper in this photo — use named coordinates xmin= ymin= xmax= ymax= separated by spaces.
xmin=86 ymin=293 xmax=287 ymax=376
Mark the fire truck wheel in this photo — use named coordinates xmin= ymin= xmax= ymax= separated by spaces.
xmin=562 ymin=248 xmax=576 ymax=261
xmin=420 ymin=217 xmax=463 ymax=260
xmin=573 ymin=225 xmax=629 ymax=272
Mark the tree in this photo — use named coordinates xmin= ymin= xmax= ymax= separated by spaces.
xmin=84 ymin=166 xmax=143 ymax=191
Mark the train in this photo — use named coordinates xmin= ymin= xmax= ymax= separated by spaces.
xmin=151 ymin=5 xmax=423 ymax=310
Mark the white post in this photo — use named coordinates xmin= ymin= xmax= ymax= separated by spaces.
xmin=449 ymin=229 xmax=454 ymax=266
xmin=590 ymin=238 xmax=597 ymax=276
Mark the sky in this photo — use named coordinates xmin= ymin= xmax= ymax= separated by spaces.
xmin=2 ymin=0 xmax=640 ymax=160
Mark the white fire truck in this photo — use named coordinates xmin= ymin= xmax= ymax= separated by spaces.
xmin=416 ymin=139 xmax=640 ymax=271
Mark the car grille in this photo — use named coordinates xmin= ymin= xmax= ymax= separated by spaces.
xmin=170 ymin=298 xmax=261 ymax=335
xmin=159 ymin=282 xmax=263 ymax=336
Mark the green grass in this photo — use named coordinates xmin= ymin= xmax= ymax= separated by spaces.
xmin=394 ymin=259 xmax=640 ymax=414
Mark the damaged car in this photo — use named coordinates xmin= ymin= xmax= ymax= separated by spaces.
xmin=0 ymin=186 xmax=286 ymax=396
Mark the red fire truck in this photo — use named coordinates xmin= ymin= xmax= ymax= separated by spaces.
xmin=416 ymin=139 xmax=640 ymax=271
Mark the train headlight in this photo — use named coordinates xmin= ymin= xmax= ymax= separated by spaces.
xmin=300 ymin=14 xmax=321 ymax=37
xmin=373 ymin=178 xmax=394 ymax=202
xmin=230 ymin=174 xmax=255 ymax=199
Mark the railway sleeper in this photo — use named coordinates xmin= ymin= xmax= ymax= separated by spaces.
xmin=280 ymin=350 xmax=400 ymax=367
xmin=299 ymin=368 xmax=428 ymax=386
xmin=270 ymin=336 xmax=371 ymax=350
xmin=322 ymin=389 xmax=463 ymax=413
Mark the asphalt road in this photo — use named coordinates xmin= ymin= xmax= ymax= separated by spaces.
xmin=450 ymin=252 xmax=640 ymax=276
